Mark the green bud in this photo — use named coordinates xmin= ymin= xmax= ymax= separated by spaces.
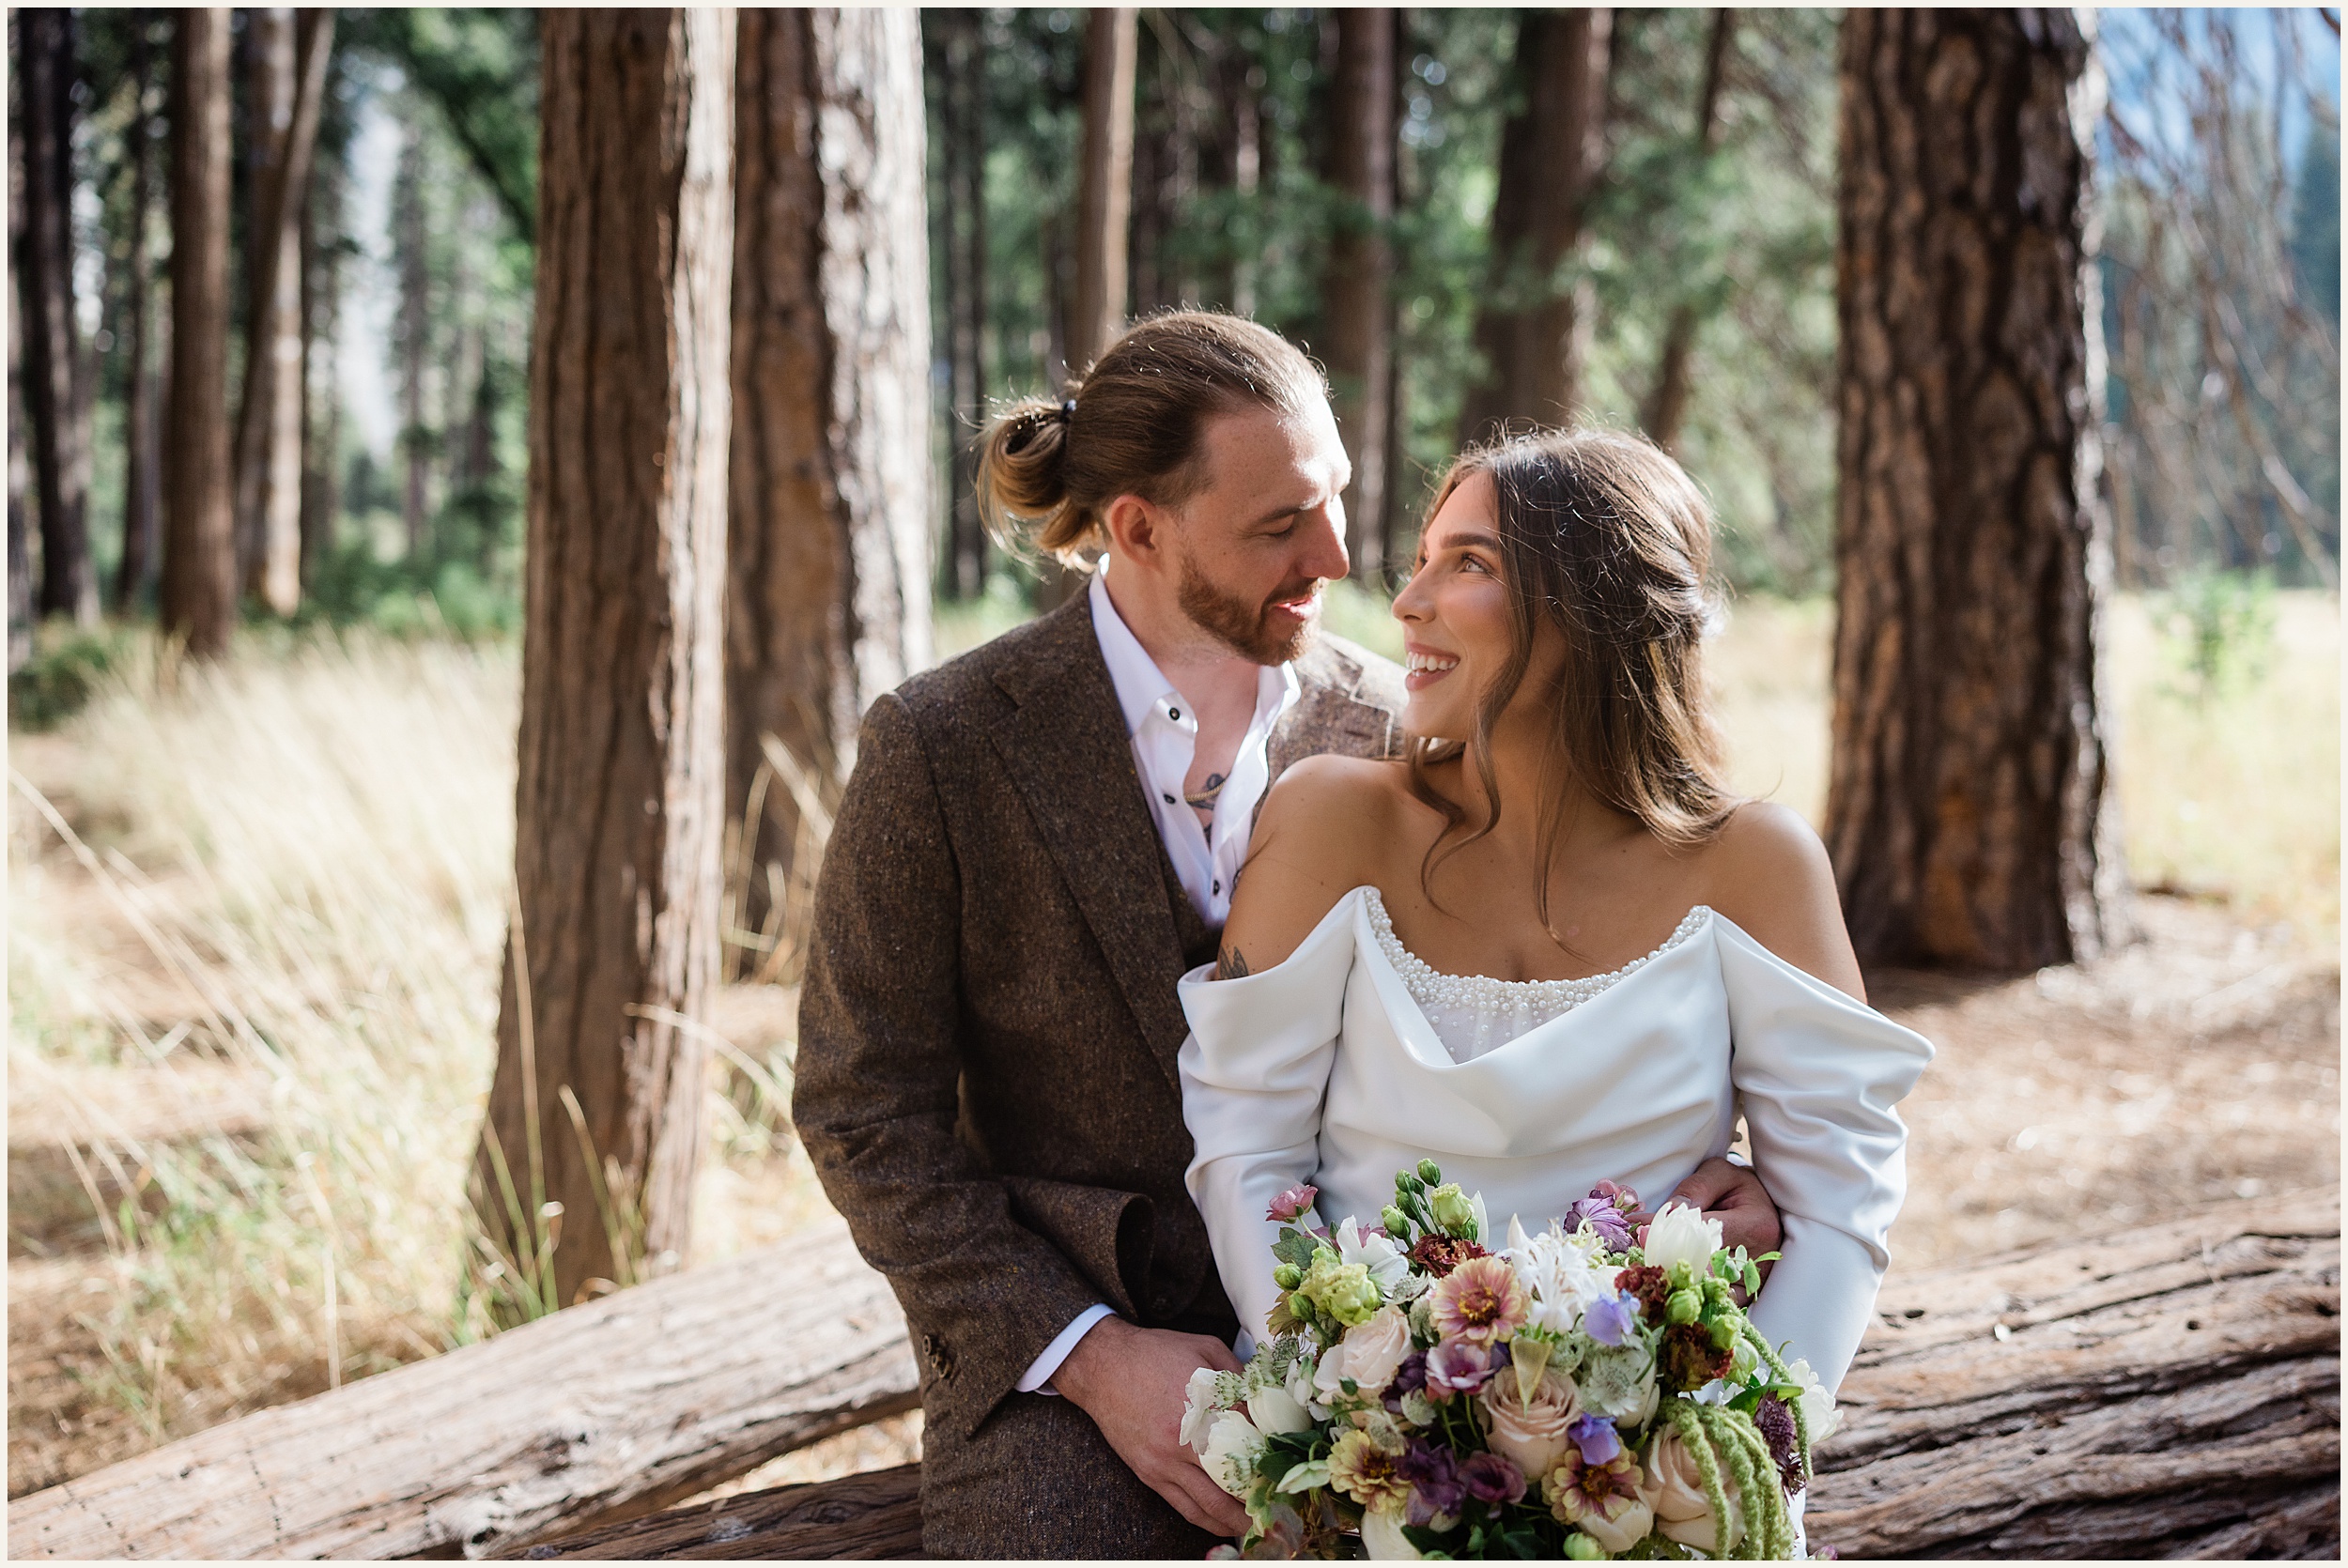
xmin=1417 ymin=1159 xmax=1444 ymax=1185
xmin=1709 ymin=1316 xmax=1738 ymax=1351
xmin=1666 ymin=1258 xmax=1696 ymax=1291
xmin=1397 ymin=1171 xmax=1425 ymax=1195
xmin=1289 ymin=1289 xmax=1315 ymax=1319
xmin=1668 ymin=1289 xmax=1703 ymax=1326
xmin=1273 ymin=1263 xmax=1304 ymax=1291
xmin=1382 ymin=1206 xmax=1413 ymax=1237
xmin=1562 ymin=1533 xmax=1605 ymax=1560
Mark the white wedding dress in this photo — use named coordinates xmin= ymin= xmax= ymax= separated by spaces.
xmin=1178 ymin=886 xmax=1935 ymax=1390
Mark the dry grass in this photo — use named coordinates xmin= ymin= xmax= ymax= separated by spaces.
xmin=7 ymin=590 xmax=2338 ymax=1502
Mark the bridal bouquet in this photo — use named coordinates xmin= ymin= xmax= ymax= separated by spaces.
xmin=1183 ymin=1162 xmax=1836 ymax=1560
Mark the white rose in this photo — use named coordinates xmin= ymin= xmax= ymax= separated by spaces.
xmin=1360 ymin=1505 xmax=1422 ymax=1560
xmin=1316 ymin=1306 xmax=1413 ymax=1402
xmin=1201 ymin=1408 xmax=1268 ymax=1498
xmin=1642 ymin=1202 xmax=1722 ymax=1277
xmin=1647 ymin=1427 xmax=1744 ymax=1553
xmin=1248 ymin=1377 xmax=1314 ymax=1435
xmin=1784 ymin=1357 xmax=1843 ymax=1443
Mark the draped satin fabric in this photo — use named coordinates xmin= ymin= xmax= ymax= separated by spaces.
xmin=1177 ymin=887 xmax=1935 ymax=1389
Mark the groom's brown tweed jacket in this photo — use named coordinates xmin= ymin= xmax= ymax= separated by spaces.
xmin=795 ymin=592 xmax=1405 ymax=1556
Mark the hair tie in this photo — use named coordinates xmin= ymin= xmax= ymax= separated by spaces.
xmin=1061 ymin=399 xmax=1078 ymax=421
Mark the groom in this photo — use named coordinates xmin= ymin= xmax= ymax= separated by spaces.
xmin=794 ymin=312 xmax=1781 ymax=1558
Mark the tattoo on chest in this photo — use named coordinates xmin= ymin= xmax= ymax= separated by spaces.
xmin=1185 ymin=772 xmax=1228 ymax=813
xmin=1217 ymin=945 xmax=1251 ymax=980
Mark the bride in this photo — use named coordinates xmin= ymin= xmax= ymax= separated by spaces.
xmin=1177 ymin=427 xmax=1934 ymax=1402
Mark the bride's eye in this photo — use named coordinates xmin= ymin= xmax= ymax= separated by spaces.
xmin=1459 ymin=553 xmax=1494 ymax=575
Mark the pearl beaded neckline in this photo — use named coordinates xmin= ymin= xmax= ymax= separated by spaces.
xmin=1363 ymin=887 xmax=1713 ymax=1021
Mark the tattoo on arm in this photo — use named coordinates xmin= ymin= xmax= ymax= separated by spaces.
xmin=1216 ymin=945 xmax=1251 ymax=981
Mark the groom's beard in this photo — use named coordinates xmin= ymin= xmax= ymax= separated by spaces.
xmin=1176 ymin=546 xmax=1323 ymax=666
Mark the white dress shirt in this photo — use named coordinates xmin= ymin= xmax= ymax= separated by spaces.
xmin=1014 ymin=569 xmax=1301 ymax=1396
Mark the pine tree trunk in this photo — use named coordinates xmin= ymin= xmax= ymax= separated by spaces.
xmin=1072 ymin=8 xmax=1137 ymax=375
xmin=116 ymin=19 xmax=162 ymax=618
xmin=162 ymin=8 xmax=239 ymax=658
xmin=18 ymin=7 xmax=98 ymax=626
xmin=475 ymin=8 xmax=736 ymax=1311
xmin=940 ymin=9 xmax=988 ymax=601
xmin=298 ymin=158 xmax=336 ymax=590
xmin=1644 ymin=8 xmax=1735 ymax=455
xmin=726 ymin=8 xmax=933 ymax=970
xmin=234 ymin=8 xmax=330 ymax=617
xmin=1826 ymin=8 xmax=2124 ymax=971
xmin=1323 ymin=8 xmax=1395 ymax=581
xmin=1458 ymin=8 xmax=1612 ymax=444
xmin=394 ymin=128 xmax=431 ymax=561
xmin=8 ymin=45 xmax=31 ymax=671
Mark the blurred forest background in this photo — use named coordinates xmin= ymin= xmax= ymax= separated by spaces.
xmin=7 ymin=4 xmax=2340 ymax=1514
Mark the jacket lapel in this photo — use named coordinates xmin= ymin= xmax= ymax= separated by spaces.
xmin=986 ymin=596 xmax=1195 ymax=1089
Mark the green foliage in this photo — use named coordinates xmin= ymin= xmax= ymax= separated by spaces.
xmin=8 ymin=623 xmax=135 ymax=730
xmin=339 ymin=8 xmax=539 ymax=237
xmin=2155 ymin=569 xmax=2279 ymax=702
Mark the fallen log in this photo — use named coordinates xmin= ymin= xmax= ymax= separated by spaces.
xmin=6 ymin=1221 xmax=919 ymax=1560
xmin=489 ymin=1465 xmax=923 ymax=1560
xmin=1808 ymin=1186 xmax=2340 ymax=1559
xmin=511 ymin=1191 xmax=2340 ymax=1561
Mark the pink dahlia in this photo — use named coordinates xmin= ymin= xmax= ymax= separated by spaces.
xmin=1429 ymin=1254 xmax=1528 ymax=1345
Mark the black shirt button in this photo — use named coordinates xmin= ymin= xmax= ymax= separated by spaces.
xmin=1169 ymin=708 xmax=1182 ymax=720
xmin=1163 ymin=793 xmax=1176 ymax=805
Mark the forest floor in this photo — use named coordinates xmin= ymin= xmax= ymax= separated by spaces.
xmin=8 ymin=593 xmax=2340 ymax=1501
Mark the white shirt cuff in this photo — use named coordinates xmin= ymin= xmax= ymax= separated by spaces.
xmin=1016 ymin=1303 xmax=1116 ymax=1395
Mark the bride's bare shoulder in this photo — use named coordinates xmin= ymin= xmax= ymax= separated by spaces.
xmin=1214 ymin=757 xmax=1417 ymax=976
xmin=1698 ymin=801 xmax=1866 ymax=999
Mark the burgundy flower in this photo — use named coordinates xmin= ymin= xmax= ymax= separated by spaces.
xmin=1615 ymin=1263 xmax=1673 ymax=1317
xmin=1424 ymin=1339 xmax=1496 ymax=1398
xmin=1398 ymin=1442 xmax=1465 ymax=1527
xmin=1754 ymin=1393 xmax=1804 ymax=1494
xmin=1661 ymin=1321 xmax=1734 ymax=1390
xmin=1459 ymin=1450 xmax=1527 ymax=1507
xmin=1410 ymin=1233 xmax=1490 ymax=1278
xmin=1391 ymin=1349 xmax=1429 ymax=1397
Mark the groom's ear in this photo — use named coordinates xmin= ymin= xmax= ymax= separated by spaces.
xmin=1101 ymin=491 xmax=1168 ymax=567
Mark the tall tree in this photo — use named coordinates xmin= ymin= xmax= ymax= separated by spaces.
xmin=17 ymin=7 xmax=99 ymax=624
xmin=8 ymin=25 xmax=31 ymax=670
xmin=1072 ymin=8 xmax=1137 ymax=375
xmin=1458 ymin=8 xmax=1614 ymax=442
xmin=475 ymin=8 xmax=735 ymax=1312
xmin=162 ymin=8 xmax=238 ymax=658
xmin=1643 ymin=8 xmax=1736 ymax=454
xmin=116 ymin=13 xmax=164 ymax=616
xmin=1323 ymin=8 xmax=1396 ymax=579
xmin=936 ymin=8 xmax=989 ymax=600
xmin=393 ymin=118 xmax=433 ymax=561
xmin=728 ymin=8 xmax=934 ymax=968
xmin=1827 ymin=9 xmax=2124 ymax=971
xmin=233 ymin=8 xmax=332 ymax=616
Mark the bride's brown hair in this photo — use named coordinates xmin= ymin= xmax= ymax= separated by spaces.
xmin=1409 ymin=427 xmax=1741 ymax=926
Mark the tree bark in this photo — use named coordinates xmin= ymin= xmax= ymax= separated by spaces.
xmin=727 ymin=8 xmax=934 ymax=972
xmin=1643 ymin=8 xmax=1736 ymax=455
xmin=232 ymin=8 xmax=330 ymax=617
xmin=476 ymin=8 xmax=736 ymax=1312
xmin=297 ymin=152 xmax=337 ymax=590
xmin=1458 ymin=8 xmax=1613 ymax=444
xmin=18 ymin=7 xmax=98 ymax=626
xmin=394 ymin=125 xmax=431 ymax=560
xmin=940 ymin=8 xmax=988 ymax=601
xmin=1323 ymin=8 xmax=1396 ymax=580
xmin=1827 ymin=8 xmax=2125 ymax=971
xmin=116 ymin=17 xmax=163 ymax=617
xmin=162 ymin=8 xmax=239 ymax=658
xmin=9 ymin=13 xmax=34 ymax=669
xmin=1072 ymin=8 xmax=1137 ymax=375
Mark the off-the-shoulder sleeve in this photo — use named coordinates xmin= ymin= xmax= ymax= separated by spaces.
xmin=1716 ymin=916 xmax=1935 ymax=1391
xmin=1178 ymin=891 xmax=1363 ymax=1345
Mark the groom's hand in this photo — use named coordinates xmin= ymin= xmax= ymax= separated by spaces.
xmin=1638 ymin=1155 xmax=1782 ymax=1281
xmin=1051 ymin=1314 xmax=1253 ymax=1539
